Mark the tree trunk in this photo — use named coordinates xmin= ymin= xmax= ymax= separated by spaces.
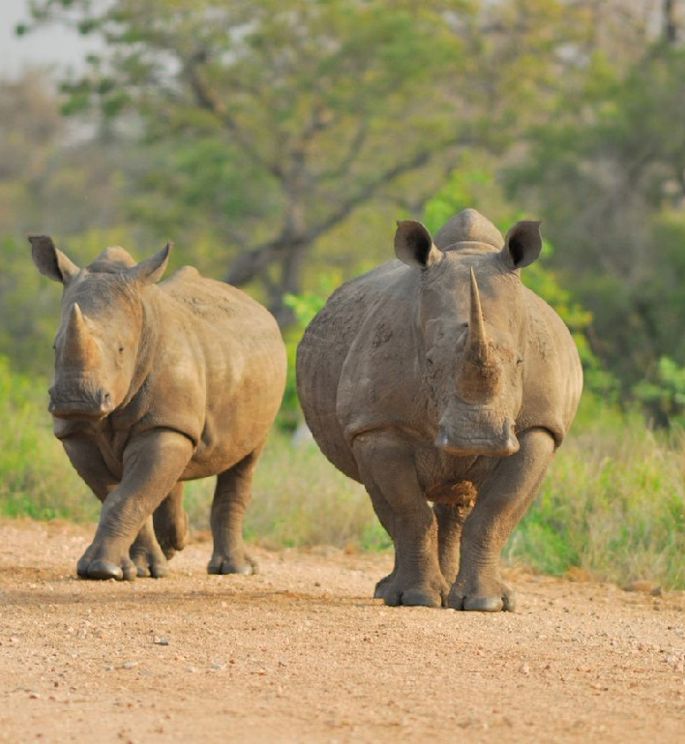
xmin=663 ymin=0 xmax=678 ymax=44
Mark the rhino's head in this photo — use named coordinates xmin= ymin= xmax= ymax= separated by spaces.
xmin=394 ymin=214 xmax=542 ymax=457
xmin=29 ymin=236 xmax=170 ymax=420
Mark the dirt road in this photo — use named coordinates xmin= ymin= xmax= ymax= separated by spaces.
xmin=1 ymin=519 xmax=684 ymax=743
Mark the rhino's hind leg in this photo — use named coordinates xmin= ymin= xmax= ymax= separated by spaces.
xmin=153 ymin=482 xmax=189 ymax=559
xmin=130 ymin=517 xmax=169 ymax=578
xmin=449 ymin=428 xmax=555 ymax=612
xmin=207 ymin=448 xmax=261 ymax=576
xmin=353 ymin=432 xmax=448 ymax=608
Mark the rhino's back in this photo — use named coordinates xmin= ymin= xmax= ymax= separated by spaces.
xmin=297 ymin=261 xmax=410 ymax=481
xmin=146 ymin=267 xmax=286 ymax=476
xmin=161 ymin=266 xmax=277 ymax=335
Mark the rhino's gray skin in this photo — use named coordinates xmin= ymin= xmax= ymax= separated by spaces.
xmin=297 ymin=209 xmax=582 ymax=611
xmin=30 ymin=237 xmax=286 ymax=581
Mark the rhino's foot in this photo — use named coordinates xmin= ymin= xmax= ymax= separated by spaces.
xmin=448 ymin=575 xmax=516 ymax=612
xmin=207 ymin=551 xmax=258 ymax=576
xmin=77 ymin=542 xmax=137 ymax=581
xmin=130 ymin=532 xmax=169 ymax=579
xmin=374 ymin=572 xmax=448 ymax=608
xmin=373 ymin=570 xmax=397 ymax=599
xmin=153 ymin=503 xmax=189 ymax=560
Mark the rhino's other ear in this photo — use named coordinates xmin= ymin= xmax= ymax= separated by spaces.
xmin=29 ymin=235 xmax=80 ymax=284
xmin=126 ymin=243 xmax=172 ymax=285
xmin=394 ymin=221 xmax=443 ymax=269
xmin=501 ymin=221 xmax=542 ymax=269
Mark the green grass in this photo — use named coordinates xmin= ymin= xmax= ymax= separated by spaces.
xmin=505 ymin=397 xmax=685 ymax=587
xmin=0 ymin=358 xmax=96 ymax=522
xmin=2 ymin=357 xmax=684 ymax=588
xmin=184 ymin=435 xmax=390 ymax=551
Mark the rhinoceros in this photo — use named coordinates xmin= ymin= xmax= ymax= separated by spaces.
xmin=297 ymin=209 xmax=582 ymax=611
xmin=30 ymin=236 xmax=286 ymax=581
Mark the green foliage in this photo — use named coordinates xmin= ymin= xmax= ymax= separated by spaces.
xmin=0 ymin=357 xmax=94 ymax=521
xmin=633 ymin=356 xmax=685 ymax=429
xmin=506 ymin=44 xmax=685 ymax=392
xmin=507 ymin=397 xmax=685 ymax=589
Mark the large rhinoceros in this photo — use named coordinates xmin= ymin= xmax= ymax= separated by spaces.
xmin=30 ymin=237 xmax=286 ymax=581
xmin=297 ymin=209 xmax=582 ymax=611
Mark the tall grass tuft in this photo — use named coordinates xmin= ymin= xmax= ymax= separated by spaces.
xmin=0 ymin=357 xmax=96 ymax=521
xmin=185 ymin=436 xmax=390 ymax=551
xmin=506 ymin=397 xmax=685 ymax=587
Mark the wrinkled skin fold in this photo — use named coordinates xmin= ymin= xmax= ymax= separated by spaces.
xmin=297 ymin=208 xmax=582 ymax=611
xmin=30 ymin=236 xmax=286 ymax=581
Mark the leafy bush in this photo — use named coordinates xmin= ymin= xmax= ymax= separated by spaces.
xmin=506 ymin=396 xmax=685 ymax=588
xmin=0 ymin=356 xmax=95 ymax=521
xmin=632 ymin=356 xmax=685 ymax=429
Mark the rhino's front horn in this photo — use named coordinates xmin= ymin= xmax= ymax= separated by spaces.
xmin=64 ymin=303 xmax=98 ymax=364
xmin=466 ymin=268 xmax=490 ymax=365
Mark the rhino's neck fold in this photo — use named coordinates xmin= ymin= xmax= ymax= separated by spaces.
xmin=119 ymin=289 xmax=161 ymax=410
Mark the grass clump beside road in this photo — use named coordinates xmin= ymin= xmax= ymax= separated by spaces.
xmin=506 ymin=396 xmax=685 ymax=588
xmin=0 ymin=357 xmax=97 ymax=522
xmin=1 ymin=357 xmax=684 ymax=588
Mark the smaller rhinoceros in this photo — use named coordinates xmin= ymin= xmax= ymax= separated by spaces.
xmin=297 ymin=209 xmax=582 ymax=611
xmin=30 ymin=237 xmax=286 ymax=581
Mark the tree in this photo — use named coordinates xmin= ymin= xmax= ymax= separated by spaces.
xmin=23 ymin=0 xmax=598 ymax=323
xmin=506 ymin=40 xmax=685 ymax=387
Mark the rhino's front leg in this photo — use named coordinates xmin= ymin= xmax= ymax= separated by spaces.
xmin=449 ymin=428 xmax=555 ymax=612
xmin=78 ymin=430 xmax=194 ymax=581
xmin=153 ymin=482 xmax=189 ymax=559
xmin=353 ymin=432 xmax=447 ymax=608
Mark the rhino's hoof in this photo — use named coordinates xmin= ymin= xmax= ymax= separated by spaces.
xmin=133 ymin=558 xmax=168 ymax=579
xmin=154 ymin=510 xmax=189 ymax=560
xmin=77 ymin=559 xmax=133 ymax=581
xmin=373 ymin=574 xmax=394 ymax=599
xmin=130 ymin=545 xmax=169 ymax=579
xmin=207 ymin=555 xmax=258 ymax=576
xmin=450 ymin=592 xmax=516 ymax=612
xmin=374 ymin=576 xmax=446 ymax=608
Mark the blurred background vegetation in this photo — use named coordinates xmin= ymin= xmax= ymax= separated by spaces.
xmin=2 ymin=0 xmax=685 ymax=587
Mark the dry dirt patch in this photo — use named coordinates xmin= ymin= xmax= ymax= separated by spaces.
xmin=1 ymin=519 xmax=684 ymax=743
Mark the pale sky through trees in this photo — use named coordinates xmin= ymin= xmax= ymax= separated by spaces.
xmin=0 ymin=0 xmax=95 ymax=75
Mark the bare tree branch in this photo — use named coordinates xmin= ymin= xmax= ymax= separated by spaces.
xmin=183 ymin=53 xmax=284 ymax=179
xmin=319 ymin=121 xmax=369 ymax=181
xmin=226 ymin=137 xmax=462 ymax=287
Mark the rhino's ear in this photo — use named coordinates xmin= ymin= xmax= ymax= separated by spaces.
xmin=394 ymin=221 xmax=443 ymax=269
xmin=126 ymin=243 xmax=172 ymax=285
xmin=501 ymin=221 xmax=542 ymax=269
xmin=29 ymin=235 xmax=80 ymax=284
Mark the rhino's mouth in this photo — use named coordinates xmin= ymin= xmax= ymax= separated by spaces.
xmin=436 ymin=411 xmax=519 ymax=457
xmin=48 ymin=387 xmax=114 ymax=420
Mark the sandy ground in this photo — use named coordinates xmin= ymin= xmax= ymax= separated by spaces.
xmin=1 ymin=519 xmax=684 ymax=743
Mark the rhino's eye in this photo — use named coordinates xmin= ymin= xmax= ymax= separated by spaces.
xmin=516 ymin=357 xmax=524 ymax=365
xmin=118 ymin=345 xmax=124 ymax=353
